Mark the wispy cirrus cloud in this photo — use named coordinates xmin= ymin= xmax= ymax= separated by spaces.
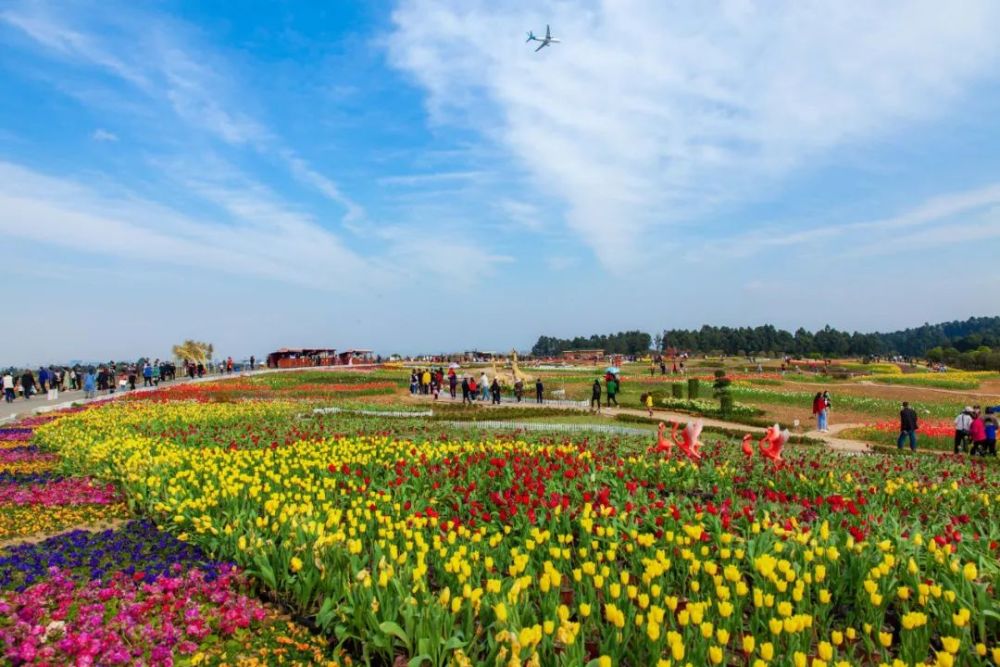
xmin=91 ymin=128 xmax=118 ymax=142
xmin=699 ymin=182 xmax=1000 ymax=260
xmin=0 ymin=160 xmax=368 ymax=290
xmin=386 ymin=0 xmax=1000 ymax=266
xmin=0 ymin=157 xmax=513 ymax=292
xmin=379 ymin=170 xmax=486 ymax=186
xmin=1 ymin=2 xmax=361 ymax=222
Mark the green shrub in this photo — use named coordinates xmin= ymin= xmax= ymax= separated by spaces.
xmin=671 ymin=383 xmax=685 ymax=399
xmin=687 ymin=378 xmax=700 ymax=399
xmin=720 ymin=394 xmax=734 ymax=418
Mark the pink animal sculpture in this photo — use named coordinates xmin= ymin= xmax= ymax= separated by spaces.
xmin=653 ymin=421 xmax=673 ymax=454
xmin=759 ymin=423 xmax=790 ymax=462
xmin=674 ymin=419 xmax=703 ymax=462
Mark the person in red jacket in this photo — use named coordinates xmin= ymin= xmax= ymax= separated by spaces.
xmin=812 ymin=392 xmax=828 ymax=432
xmin=970 ymin=407 xmax=987 ymax=455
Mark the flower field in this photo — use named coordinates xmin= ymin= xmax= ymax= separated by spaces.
xmin=0 ymin=408 xmax=333 ymax=665
xmin=848 ymin=372 xmax=1000 ymax=391
xmin=839 ymin=421 xmax=964 ymax=453
xmin=1 ymin=367 xmax=990 ymax=667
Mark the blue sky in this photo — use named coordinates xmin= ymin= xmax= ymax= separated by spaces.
xmin=2 ymin=0 xmax=1000 ymax=365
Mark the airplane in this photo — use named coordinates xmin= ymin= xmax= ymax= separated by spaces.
xmin=526 ymin=24 xmax=560 ymax=52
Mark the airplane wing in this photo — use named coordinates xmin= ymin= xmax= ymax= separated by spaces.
xmin=535 ymin=41 xmax=548 ymax=52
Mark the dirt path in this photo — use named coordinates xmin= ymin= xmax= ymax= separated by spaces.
xmin=405 ymin=394 xmax=873 ymax=453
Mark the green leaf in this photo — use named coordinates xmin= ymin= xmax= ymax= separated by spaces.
xmin=408 ymin=656 xmax=432 ymax=667
xmin=379 ymin=621 xmax=411 ymax=648
xmin=442 ymin=636 xmax=466 ymax=651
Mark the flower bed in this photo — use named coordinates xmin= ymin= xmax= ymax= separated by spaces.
xmin=0 ymin=504 xmax=131 ymax=541
xmin=36 ymin=398 xmax=1000 ymax=666
xmin=0 ymin=409 xmax=334 ymax=665
xmin=0 ymin=520 xmax=229 ymax=592
xmin=1 ymin=567 xmax=267 ymax=665
xmin=729 ymin=386 xmax=961 ymax=418
xmin=840 ymin=421 xmax=963 ymax=452
xmin=124 ymin=373 xmax=399 ymax=403
xmin=849 ymin=371 xmax=1000 ymax=390
xmin=0 ymin=447 xmax=60 ymax=474
xmin=0 ymin=477 xmax=119 ymax=506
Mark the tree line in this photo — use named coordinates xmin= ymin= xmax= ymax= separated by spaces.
xmin=531 ymin=331 xmax=652 ymax=356
xmin=531 ymin=317 xmax=1000 ymax=369
xmin=659 ymin=317 xmax=1000 ymax=359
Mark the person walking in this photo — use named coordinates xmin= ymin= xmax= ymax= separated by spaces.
xmin=535 ymin=378 xmax=544 ymax=404
xmin=449 ymin=372 xmax=458 ymax=399
xmin=984 ymin=408 xmax=998 ymax=457
xmin=143 ymin=362 xmax=153 ymax=387
xmin=2 ymin=371 xmax=14 ymax=403
xmin=83 ymin=369 xmax=96 ymax=399
xmin=590 ymin=378 xmax=602 ymax=413
xmin=645 ymin=392 xmax=654 ymax=417
xmin=38 ymin=367 xmax=49 ymax=393
xmin=410 ymin=371 xmax=418 ymax=395
xmin=479 ymin=372 xmax=490 ymax=401
xmin=421 ymin=369 xmax=431 ymax=395
xmin=812 ymin=392 xmax=828 ymax=432
xmin=21 ymin=370 xmax=35 ymax=400
xmin=461 ymin=377 xmax=471 ymax=405
xmin=606 ymin=376 xmax=618 ymax=407
xmin=969 ymin=408 xmax=987 ymax=456
xmin=954 ymin=407 xmax=973 ymax=454
xmin=128 ymin=365 xmax=137 ymax=391
xmin=822 ymin=390 xmax=832 ymax=430
xmin=249 ymin=355 xmax=256 ymax=371
xmin=491 ymin=379 xmax=502 ymax=405
xmin=514 ymin=379 xmax=524 ymax=403
xmin=897 ymin=401 xmax=918 ymax=451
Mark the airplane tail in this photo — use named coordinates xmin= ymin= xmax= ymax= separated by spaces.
xmin=526 ymin=31 xmax=535 ymax=42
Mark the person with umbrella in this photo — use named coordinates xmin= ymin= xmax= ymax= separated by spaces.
xmin=606 ymin=375 xmax=619 ymax=407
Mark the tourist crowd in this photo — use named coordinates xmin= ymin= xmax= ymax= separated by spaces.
xmin=2 ymin=355 xmax=257 ymax=403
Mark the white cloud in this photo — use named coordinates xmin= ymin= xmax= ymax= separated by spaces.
xmin=386 ymin=0 xmax=1000 ymax=266
xmin=496 ymin=198 xmax=543 ymax=231
xmin=379 ymin=170 xmax=486 ymax=186
xmin=703 ymin=181 xmax=1000 ymax=260
xmin=1 ymin=3 xmax=361 ymax=222
xmin=545 ymin=255 xmax=577 ymax=271
xmin=373 ymin=224 xmax=514 ymax=286
xmin=0 ymin=158 xmax=512 ymax=294
xmin=91 ymin=128 xmax=118 ymax=142
xmin=0 ymin=161 xmax=371 ymax=290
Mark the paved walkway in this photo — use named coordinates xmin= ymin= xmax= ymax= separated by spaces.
xmin=0 ymin=371 xmax=261 ymax=423
xmin=0 ymin=365 xmax=383 ymax=423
